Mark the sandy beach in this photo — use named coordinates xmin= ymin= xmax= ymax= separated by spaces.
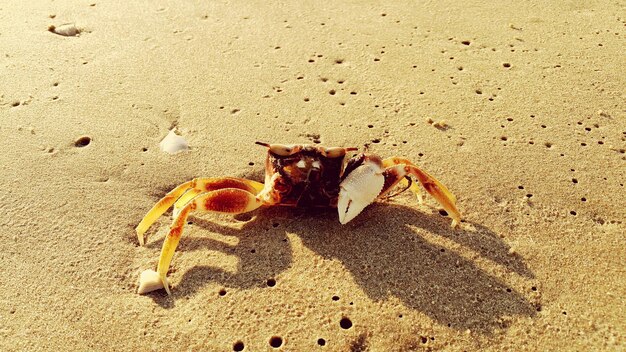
xmin=1 ymin=1 xmax=624 ymax=351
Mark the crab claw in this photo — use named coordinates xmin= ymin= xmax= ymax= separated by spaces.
xmin=338 ymin=160 xmax=385 ymax=224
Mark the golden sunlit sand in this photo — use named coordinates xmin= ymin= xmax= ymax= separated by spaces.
xmin=0 ymin=1 xmax=624 ymax=351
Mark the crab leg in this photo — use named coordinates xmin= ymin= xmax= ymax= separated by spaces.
xmin=382 ymin=158 xmax=423 ymax=203
xmin=382 ymin=157 xmax=460 ymax=227
xmin=136 ymin=177 xmax=264 ymax=245
xmin=140 ymin=188 xmax=263 ymax=295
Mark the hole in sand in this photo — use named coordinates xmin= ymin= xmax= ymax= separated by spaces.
xmin=438 ymin=209 xmax=448 ymax=216
xmin=461 ymin=40 xmax=471 ymax=45
xmin=317 ymin=338 xmax=326 ymax=346
xmin=269 ymin=336 xmax=283 ymax=348
xmin=219 ymin=289 xmax=227 ymax=296
xmin=340 ymin=317 xmax=353 ymax=329
xmin=503 ymin=63 xmax=511 ymax=68
xmin=332 ymin=295 xmax=340 ymax=301
xmin=233 ymin=341 xmax=245 ymax=351
xmin=75 ymin=136 xmax=91 ymax=147
xmin=329 ymin=90 xmax=336 ymax=95
xmin=266 ymin=278 xmax=276 ymax=287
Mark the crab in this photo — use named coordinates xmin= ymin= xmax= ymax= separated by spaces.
xmin=136 ymin=142 xmax=461 ymax=294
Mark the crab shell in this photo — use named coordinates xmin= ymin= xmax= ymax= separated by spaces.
xmin=255 ymin=142 xmax=457 ymax=226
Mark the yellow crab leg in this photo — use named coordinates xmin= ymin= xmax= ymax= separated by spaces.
xmin=150 ymin=188 xmax=263 ymax=295
xmin=382 ymin=157 xmax=460 ymax=227
xmin=136 ymin=177 xmax=264 ymax=245
xmin=136 ymin=180 xmax=195 ymax=245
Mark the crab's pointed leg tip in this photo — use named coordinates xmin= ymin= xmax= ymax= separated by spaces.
xmin=162 ymin=277 xmax=172 ymax=296
xmin=136 ymin=226 xmax=147 ymax=246
xmin=137 ymin=269 xmax=164 ymax=294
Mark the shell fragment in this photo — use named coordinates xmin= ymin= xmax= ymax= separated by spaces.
xmin=159 ymin=129 xmax=189 ymax=154
xmin=137 ymin=269 xmax=164 ymax=294
xmin=48 ymin=23 xmax=80 ymax=37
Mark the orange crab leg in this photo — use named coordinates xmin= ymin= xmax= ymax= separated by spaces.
xmin=382 ymin=158 xmax=424 ymax=203
xmin=136 ymin=177 xmax=264 ymax=245
xmin=382 ymin=157 xmax=460 ymax=227
xmin=142 ymin=188 xmax=263 ymax=295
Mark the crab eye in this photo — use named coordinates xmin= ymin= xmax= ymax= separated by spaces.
xmin=269 ymin=144 xmax=298 ymax=156
xmin=325 ymin=147 xmax=346 ymax=158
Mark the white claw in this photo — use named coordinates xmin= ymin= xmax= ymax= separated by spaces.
xmin=338 ymin=161 xmax=384 ymax=224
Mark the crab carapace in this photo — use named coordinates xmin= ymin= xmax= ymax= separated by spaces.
xmin=135 ymin=142 xmax=461 ymax=294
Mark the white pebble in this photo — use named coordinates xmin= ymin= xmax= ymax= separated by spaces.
xmin=137 ymin=269 xmax=164 ymax=294
xmin=49 ymin=23 xmax=80 ymax=37
xmin=159 ymin=129 xmax=189 ymax=154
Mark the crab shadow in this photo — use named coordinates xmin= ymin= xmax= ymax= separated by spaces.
xmin=145 ymin=203 xmax=537 ymax=333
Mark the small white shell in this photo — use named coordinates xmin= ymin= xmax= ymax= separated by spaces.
xmin=137 ymin=269 xmax=164 ymax=294
xmin=159 ymin=129 xmax=189 ymax=154
xmin=49 ymin=23 xmax=80 ymax=37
